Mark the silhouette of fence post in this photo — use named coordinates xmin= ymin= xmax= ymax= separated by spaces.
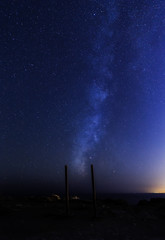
xmin=65 ymin=165 xmax=69 ymax=216
xmin=91 ymin=164 xmax=96 ymax=217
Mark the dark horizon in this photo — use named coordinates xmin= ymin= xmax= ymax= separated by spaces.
xmin=1 ymin=180 xmax=165 ymax=197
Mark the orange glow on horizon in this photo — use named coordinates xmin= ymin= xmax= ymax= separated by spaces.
xmin=147 ymin=186 xmax=165 ymax=194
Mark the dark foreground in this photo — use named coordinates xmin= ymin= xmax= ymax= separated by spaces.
xmin=0 ymin=195 xmax=165 ymax=240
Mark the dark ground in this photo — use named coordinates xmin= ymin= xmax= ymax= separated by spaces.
xmin=0 ymin=195 xmax=165 ymax=240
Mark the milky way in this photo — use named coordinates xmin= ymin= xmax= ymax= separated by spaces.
xmin=72 ymin=0 xmax=119 ymax=174
xmin=72 ymin=82 xmax=108 ymax=173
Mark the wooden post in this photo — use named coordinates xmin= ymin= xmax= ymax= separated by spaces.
xmin=65 ymin=165 xmax=69 ymax=216
xmin=91 ymin=164 xmax=96 ymax=217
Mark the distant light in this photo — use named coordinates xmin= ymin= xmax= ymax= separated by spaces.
xmin=47 ymin=194 xmax=61 ymax=201
xmin=71 ymin=196 xmax=80 ymax=200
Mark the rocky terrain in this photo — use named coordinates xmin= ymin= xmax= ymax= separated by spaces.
xmin=0 ymin=195 xmax=165 ymax=239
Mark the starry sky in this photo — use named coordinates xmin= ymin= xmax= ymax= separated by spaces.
xmin=1 ymin=0 xmax=165 ymax=195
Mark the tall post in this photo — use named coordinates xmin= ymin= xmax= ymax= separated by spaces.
xmin=91 ymin=164 xmax=96 ymax=217
xmin=65 ymin=165 xmax=69 ymax=216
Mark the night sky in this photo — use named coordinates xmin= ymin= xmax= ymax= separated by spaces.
xmin=1 ymin=0 xmax=165 ymax=195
